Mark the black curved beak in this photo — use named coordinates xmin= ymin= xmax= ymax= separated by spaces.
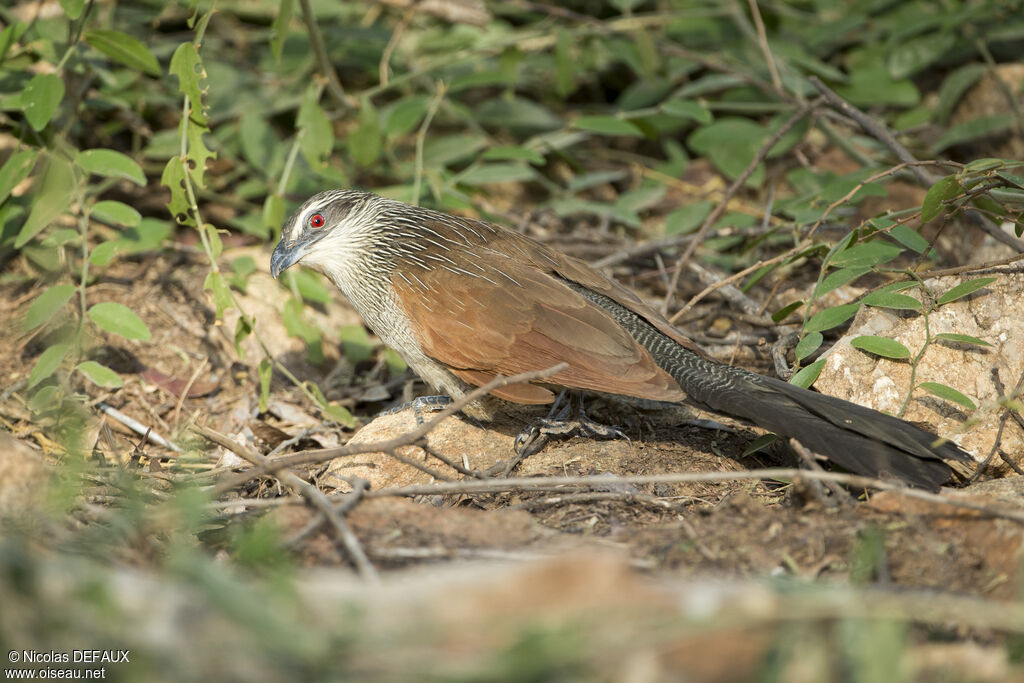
xmin=270 ymin=239 xmax=305 ymax=279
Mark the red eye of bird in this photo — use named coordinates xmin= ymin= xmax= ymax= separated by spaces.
xmin=309 ymin=213 xmax=326 ymax=228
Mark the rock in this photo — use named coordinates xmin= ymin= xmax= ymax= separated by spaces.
xmin=816 ymin=272 xmax=1024 ymax=470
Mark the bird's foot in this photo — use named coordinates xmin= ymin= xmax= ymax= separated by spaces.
xmin=381 ymin=395 xmax=453 ymax=424
xmin=511 ymin=393 xmax=629 ymax=469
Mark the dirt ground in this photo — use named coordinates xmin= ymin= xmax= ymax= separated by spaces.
xmin=3 ymin=240 xmax=1022 ymax=606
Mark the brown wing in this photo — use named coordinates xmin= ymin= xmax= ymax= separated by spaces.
xmin=391 ymin=252 xmax=684 ymax=405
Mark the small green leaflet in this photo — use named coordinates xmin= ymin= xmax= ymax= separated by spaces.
xmin=850 ymin=335 xmax=911 ymax=360
xmin=918 ymin=382 xmax=976 ymax=410
xmin=936 ymin=277 xmax=996 ymax=305
xmin=21 ymin=73 xmax=64 ymax=131
xmin=789 ymin=359 xmax=825 ymax=389
xmin=84 ymin=29 xmax=161 ymax=76
xmin=933 ymin=333 xmax=992 ymax=347
xmin=77 ymin=148 xmax=146 ymax=185
xmin=76 ymin=361 xmax=123 ymax=388
xmin=861 ymin=291 xmax=922 ymax=311
xmin=25 ymin=284 xmax=76 ymax=330
xmin=258 ymin=358 xmax=272 ymax=413
xmin=87 ymin=302 xmax=151 ymax=340
xmin=794 ymin=332 xmax=822 ymax=361
xmin=29 ymin=343 xmax=70 ymax=389
xmin=804 ymin=303 xmax=860 ymax=334
xmin=921 ymin=175 xmax=960 ymax=222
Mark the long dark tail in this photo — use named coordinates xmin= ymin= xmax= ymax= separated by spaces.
xmin=573 ymin=285 xmax=973 ymax=490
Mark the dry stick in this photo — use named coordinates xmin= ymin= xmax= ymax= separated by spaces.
xmin=971 ymin=366 xmax=1024 ymax=481
xmin=808 ymin=76 xmax=933 ymax=185
xmin=661 ymin=98 xmax=822 ymax=315
xmin=171 ymin=357 xmax=207 ymax=428
xmin=297 ymin=0 xmax=349 ymax=111
xmin=746 ymin=0 xmax=782 ymax=94
xmin=361 ymin=468 xmax=1024 ymax=524
xmin=212 ymin=363 xmax=569 ymax=494
xmin=790 ymin=439 xmax=856 ymax=506
xmin=196 ymin=424 xmax=379 ymax=582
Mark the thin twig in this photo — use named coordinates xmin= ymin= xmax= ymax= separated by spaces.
xmin=297 ymin=0 xmax=349 ymax=110
xmin=358 ymin=468 xmax=1024 ymax=523
xmin=98 ymin=403 xmax=182 ymax=452
xmin=809 ymin=76 xmax=933 ymax=185
xmin=196 ymin=424 xmax=379 ymax=582
xmin=212 ymin=363 xmax=569 ymax=494
xmin=746 ymin=0 xmax=782 ymax=94
xmin=661 ymin=98 xmax=822 ymax=314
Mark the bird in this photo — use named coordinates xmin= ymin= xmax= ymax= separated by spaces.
xmin=270 ymin=189 xmax=974 ymax=490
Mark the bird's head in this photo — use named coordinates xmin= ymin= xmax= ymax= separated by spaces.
xmin=270 ymin=189 xmax=383 ymax=279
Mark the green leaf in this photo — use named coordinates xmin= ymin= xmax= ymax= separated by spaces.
xmin=457 ymin=163 xmax=536 ymax=185
xmin=92 ymin=200 xmax=141 ymax=227
xmin=660 ymin=99 xmax=712 ymax=124
xmin=323 ymin=403 xmax=355 ymax=428
xmin=918 ymin=382 xmax=975 ymax=410
xmin=349 ymin=97 xmax=381 ymax=167
xmin=795 ymin=332 xmax=823 ymax=361
xmin=850 ymin=335 xmax=911 ymax=360
xmin=935 ymin=63 xmax=986 ymax=125
xmin=383 ymin=348 xmax=406 ymax=375
xmin=89 ymin=240 xmax=121 ymax=267
xmin=804 ymin=303 xmax=860 ymax=334
xmin=481 ymin=146 xmax=545 ymax=165
xmin=338 ymin=325 xmax=375 ymax=364
xmin=21 ymin=73 xmax=65 ymax=131
xmin=263 ymin=194 xmax=285 ymax=236
xmin=963 ymin=158 xmax=1005 ymax=172
xmin=921 ymin=175 xmax=960 ymax=222
xmin=76 ymin=361 xmax=123 ymax=388
xmin=573 ymin=116 xmax=644 ymax=137
xmin=665 ymin=201 xmax=712 ymax=235
xmin=835 ymin=66 xmax=919 ymax=107
xmin=25 ymin=284 xmax=76 ymax=330
xmin=688 ymin=118 xmax=766 ymax=185
xmin=28 ymin=343 xmax=70 ymax=389
xmin=290 ymin=269 xmax=331 ymax=304
xmin=270 ymin=0 xmax=294 ymax=61
xmin=0 ymin=150 xmax=38 ymax=205
xmin=741 ymin=433 xmax=779 ymax=457
xmin=887 ymin=224 xmax=930 ymax=254
xmin=936 ymin=277 xmax=997 ymax=305
xmin=829 ymin=242 xmax=904 ymax=269
xmin=169 ymin=43 xmax=209 ymax=125
xmin=186 ymin=120 xmax=216 ymax=188
xmin=88 ymin=302 xmax=151 ymax=340
xmin=771 ymin=300 xmax=803 ymax=323
xmin=790 ymin=359 xmax=825 ymax=389
xmin=234 ymin=314 xmax=253 ymax=356
xmin=28 ymin=386 xmax=60 ymax=414
xmin=238 ymin=112 xmax=277 ymax=171
xmin=555 ymin=31 xmax=575 ymax=97
xmin=76 ymin=148 xmax=145 ymax=186
xmin=384 ymin=96 xmax=429 ymax=139
xmin=933 ymin=333 xmax=992 ymax=347
xmin=16 ymin=155 xmax=75 ymax=248
xmin=59 ymin=0 xmax=85 ymax=19
xmin=84 ymin=29 xmax=161 ymax=76
xmin=204 ymin=272 xmax=233 ymax=317
xmin=161 ymin=157 xmax=191 ymax=225
xmin=861 ymin=291 xmax=922 ymax=311
xmin=297 ymin=86 xmax=333 ymax=169
xmin=934 ymin=114 xmax=1015 ymax=153
xmin=887 ymin=32 xmax=955 ymax=79
xmin=257 ymin=358 xmax=273 ymax=413
xmin=815 ymin=267 xmax=870 ymax=298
